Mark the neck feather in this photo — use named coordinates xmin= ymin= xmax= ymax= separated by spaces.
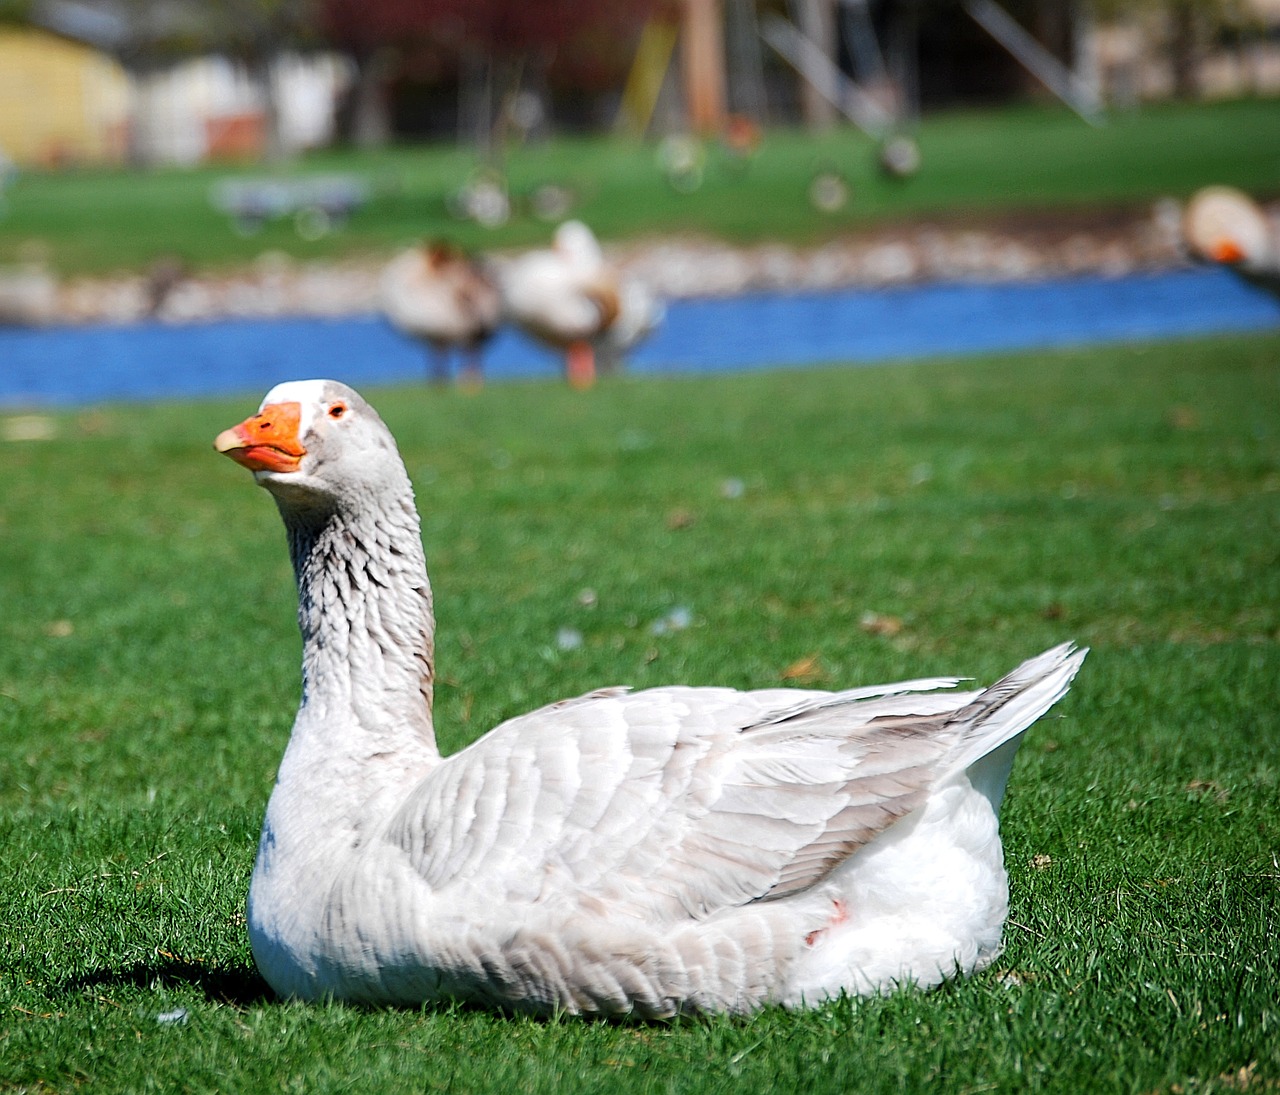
xmin=283 ymin=489 xmax=438 ymax=761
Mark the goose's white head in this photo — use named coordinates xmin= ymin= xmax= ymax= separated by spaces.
xmin=553 ymin=220 xmax=603 ymax=268
xmin=215 ymin=379 xmax=406 ymax=514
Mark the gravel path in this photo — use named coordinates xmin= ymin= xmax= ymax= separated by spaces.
xmin=0 ymin=198 xmax=1248 ymax=327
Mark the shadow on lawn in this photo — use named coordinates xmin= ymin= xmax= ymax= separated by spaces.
xmin=65 ymin=956 xmax=271 ymax=1008
xmin=61 ymin=963 xmax=735 ymax=1023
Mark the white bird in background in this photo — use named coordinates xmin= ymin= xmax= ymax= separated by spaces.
xmin=1182 ymin=185 xmax=1280 ymax=301
xmin=381 ymin=241 xmax=502 ymax=389
xmin=499 ymin=220 xmax=663 ymax=388
xmin=215 ymin=379 xmax=1085 ymax=1017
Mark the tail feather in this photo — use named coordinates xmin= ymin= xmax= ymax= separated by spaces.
xmin=947 ymin=642 xmax=1087 ymax=812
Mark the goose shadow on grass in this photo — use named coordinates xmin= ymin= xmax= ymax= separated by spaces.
xmin=63 ymin=956 xmax=272 ymax=1009
xmin=58 ymin=962 xmax=725 ymax=1024
xmin=59 ymin=962 xmax=514 ymax=1019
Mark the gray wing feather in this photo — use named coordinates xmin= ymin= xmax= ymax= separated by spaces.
xmin=384 ymin=679 xmax=982 ymax=918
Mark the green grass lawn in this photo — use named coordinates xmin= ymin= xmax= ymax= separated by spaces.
xmin=1 ymin=332 xmax=1278 ymax=1091
xmin=2 ymin=97 xmax=1279 ymax=275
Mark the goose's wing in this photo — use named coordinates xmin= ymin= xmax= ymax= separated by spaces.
xmin=581 ymin=277 xmax=621 ymax=335
xmin=500 ymin=251 xmax=619 ymax=342
xmin=383 ymin=678 xmax=979 ymax=921
xmin=449 ymin=263 xmax=502 ymax=334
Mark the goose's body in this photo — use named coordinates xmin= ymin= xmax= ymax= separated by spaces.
xmin=499 ymin=221 xmax=662 ymax=387
xmin=1183 ymin=186 xmax=1280 ymax=300
xmin=381 ymin=242 xmax=502 ymax=387
xmin=216 ymin=380 xmax=1084 ymax=1017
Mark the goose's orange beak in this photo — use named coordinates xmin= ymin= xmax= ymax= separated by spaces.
xmin=1211 ymin=239 xmax=1246 ymax=264
xmin=215 ymin=402 xmax=306 ymax=473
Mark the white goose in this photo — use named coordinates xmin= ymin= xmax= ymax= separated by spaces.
xmin=215 ymin=379 xmax=1085 ymax=1017
xmin=499 ymin=221 xmax=662 ymax=388
xmin=1182 ymin=185 xmax=1280 ymax=301
xmin=381 ymin=241 xmax=502 ymax=388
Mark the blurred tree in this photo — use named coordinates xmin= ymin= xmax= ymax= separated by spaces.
xmin=0 ymin=0 xmax=35 ymax=24
xmin=321 ymin=0 xmax=425 ymax=146
xmin=1090 ymin=0 xmax=1257 ymax=99
xmin=320 ymin=0 xmax=657 ymax=146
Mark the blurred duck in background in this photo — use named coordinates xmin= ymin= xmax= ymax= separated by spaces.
xmin=381 ymin=241 xmax=502 ymax=389
xmin=499 ymin=220 xmax=663 ymax=388
xmin=1182 ymin=186 xmax=1280 ymax=301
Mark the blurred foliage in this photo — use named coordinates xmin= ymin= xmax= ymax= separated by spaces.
xmin=0 ymin=0 xmax=33 ymax=24
xmin=1087 ymin=0 xmax=1272 ymax=98
xmin=1091 ymin=0 xmax=1260 ymax=26
xmin=321 ymin=0 xmax=653 ymax=61
xmin=98 ymin=0 xmax=321 ymax=64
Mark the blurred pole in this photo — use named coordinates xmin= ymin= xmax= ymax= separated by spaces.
xmin=252 ymin=59 xmax=286 ymax=163
xmin=1071 ymin=1 xmax=1102 ymax=117
xmin=458 ymin=48 xmax=494 ymax=154
xmin=884 ymin=0 xmax=921 ymax=122
xmin=840 ymin=0 xmax=887 ymax=87
xmin=965 ymin=0 xmax=1104 ymax=124
xmin=839 ymin=0 xmax=899 ymax=125
xmin=1168 ymin=0 xmax=1201 ymax=100
xmin=617 ymin=18 xmax=680 ymax=136
xmin=760 ymin=14 xmax=892 ymax=137
xmin=681 ymin=0 xmax=727 ymax=134
xmin=792 ymin=0 xmax=837 ymax=129
xmin=725 ymin=0 xmax=768 ymax=120
xmin=350 ymin=49 xmax=395 ymax=150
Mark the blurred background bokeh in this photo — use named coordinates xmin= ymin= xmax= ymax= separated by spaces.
xmin=0 ymin=0 xmax=1277 ymax=395
xmin=3 ymin=0 xmax=1278 ymax=169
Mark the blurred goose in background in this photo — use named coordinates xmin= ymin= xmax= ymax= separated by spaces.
xmin=499 ymin=220 xmax=663 ymax=388
xmin=381 ymin=241 xmax=502 ymax=389
xmin=1182 ymin=186 xmax=1280 ymax=301
xmin=215 ymin=378 xmax=1086 ymax=1017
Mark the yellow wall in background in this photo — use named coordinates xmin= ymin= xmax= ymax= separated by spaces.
xmin=0 ymin=27 xmax=130 ymax=166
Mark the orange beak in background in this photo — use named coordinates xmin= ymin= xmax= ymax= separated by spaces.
xmin=215 ymin=402 xmax=306 ymax=473
xmin=1211 ymin=239 xmax=1246 ymax=265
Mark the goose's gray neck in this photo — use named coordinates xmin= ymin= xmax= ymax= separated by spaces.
xmin=283 ymin=492 xmax=438 ymax=761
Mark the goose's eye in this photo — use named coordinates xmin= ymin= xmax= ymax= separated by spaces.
xmin=328 ymin=403 xmax=347 ymax=420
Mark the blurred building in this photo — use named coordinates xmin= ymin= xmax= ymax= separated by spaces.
xmin=129 ymin=53 xmax=352 ymax=166
xmin=0 ymin=24 xmax=130 ymax=166
xmin=0 ymin=0 xmax=351 ymax=168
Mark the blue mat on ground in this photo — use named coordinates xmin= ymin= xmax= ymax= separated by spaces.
xmin=2 ymin=268 xmax=1277 ymax=408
